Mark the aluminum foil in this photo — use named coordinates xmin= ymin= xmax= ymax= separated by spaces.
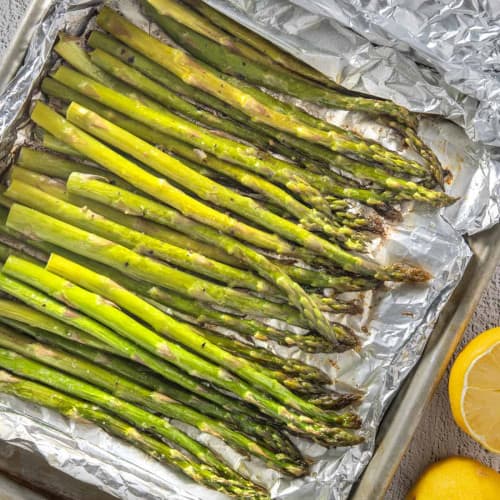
xmin=0 ymin=1 xmax=497 ymax=499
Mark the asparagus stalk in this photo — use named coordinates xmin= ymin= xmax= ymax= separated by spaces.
xmin=0 ymin=228 xmax=339 ymax=355
xmin=61 ymin=98 xmax=367 ymax=259
xmin=0 ymin=345 xmax=262 ymax=492
xmin=85 ymin=31 xmax=410 ymax=206
xmin=42 ymin=76 xmax=368 ymax=249
xmin=87 ymin=30 xmax=262 ymax=133
xmin=9 ymin=163 xmax=366 ymax=294
xmin=17 ymin=146 xmax=131 ymax=189
xmin=32 ymin=103 xmax=344 ymax=341
xmin=2 ymin=256 xmax=362 ymax=443
xmin=56 ymin=35 xmax=286 ymax=158
xmin=6 ymin=203 xmax=315 ymax=328
xmin=11 ymin=162 xmax=242 ymax=269
xmin=99 ymin=7 xmax=426 ymax=178
xmin=55 ymin=39 xmax=331 ymax=216
xmin=87 ymin=30 xmax=387 ymax=191
xmin=188 ymin=325 xmax=330 ymax=384
xmin=43 ymin=253 xmax=359 ymax=428
xmin=90 ymin=49 xmax=378 ymax=231
xmin=0 ymin=325 xmax=306 ymax=476
xmin=88 ymin=46 xmax=304 ymax=163
xmin=44 ymin=65 xmax=403 ymax=215
xmin=52 ymin=62 xmax=454 ymax=209
xmin=0 ymin=270 xmax=264 ymax=419
xmin=304 ymin=391 xmax=362 ymax=411
xmin=181 ymin=0 xmax=354 ymax=91
xmin=65 ymin=171 xmax=429 ymax=285
xmin=5 ymin=179 xmax=279 ymax=295
xmin=162 ymin=5 xmax=420 ymax=181
xmin=42 ymin=131 xmax=87 ymax=158
xmin=144 ymin=287 xmax=347 ymax=353
xmin=49 ymin=64 xmax=384 ymax=210
xmin=0 ymin=369 xmax=267 ymax=498
xmin=0 ymin=298 xmax=113 ymax=352
xmin=159 ymin=3 xmax=432 ymax=184
xmin=2 ymin=317 xmax=300 ymax=458
xmin=147 ymin=0 xmax=417 ymax=129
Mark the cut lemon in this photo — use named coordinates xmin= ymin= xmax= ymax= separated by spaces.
xmin=407 ymin=456 xmax=500 ymax=499
xmin=449 ymin=326 xmax=500 ymax=452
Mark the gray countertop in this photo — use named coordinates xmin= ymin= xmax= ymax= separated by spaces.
xmin=0 ymin=1 xmax=498 ymax=498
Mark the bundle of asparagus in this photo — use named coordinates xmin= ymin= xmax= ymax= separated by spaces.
xmin=0 ymin=2 xmax=457 ymax=496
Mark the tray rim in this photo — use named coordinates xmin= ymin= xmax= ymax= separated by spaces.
xmin=0 ymin=1 xmax=498 ymax=498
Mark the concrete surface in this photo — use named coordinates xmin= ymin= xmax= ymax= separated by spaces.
xmin=0 ymin=1 xmax=498 ymax=498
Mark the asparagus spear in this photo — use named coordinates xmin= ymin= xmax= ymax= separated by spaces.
xmin=65 ymin=171 xmax=429 ymax=285
xmin=43 ymin=253 xmax=359 ymax=428
xmin=0 ymin=325 xmax=306 ymax=476
xmin=0 ymin=369 xmax=267 ymax=498
xmin=0 ymin=298 xmax=114 ymax=352
xmin=0 ymin=230 xmax=341 ymax=354
xmin=157 ymin=2 xmax=432 ymax=184
xmin=11 ymin=161 xmax=243 ymax=269
xmin=2 ymin=207 xmax=330 ymax=389
xmin=56 ymin=35 xmax=285 ymax=158
xmin=181 ymin=0 xmax=353 ymax=91
xmin=17 ymin=146 xmax=131 ymax=189
xmin=42 ymin=76 xmax=367 ymax=249
xmin=55 ymin=38 xmax=331 ymax=216
xmin=44 ymin=64 xmax=402 ymax=214
xmin=144 ymin=287 xmax=347 ymax=353
xmin=9 ymin=162 xmax=366 ymax=293
xmin=42 ymin=131 xmax=87 ymax=158
xmin=188 ymin=325 xmax=330 ymax=384
xmin=2 ymin=256 xmax=362 ymax=443
xmin=52 ymin=63 xmax=454 ymax=209
xmin=7 ymin=203 xmax=313 ymax=326
xmin=0 ymin=270 xmax=266 ymax=420
xmin=32 ymin=103 xmax=344 ymax=340
xmin=5 ymin=179 xmax=279 ymax=295
xmin=0 ymin=345 xmax=262 ymax=491
xmin=87 ymin=31 xmax=263 ymax=133
xmin=61 ymin=98 xmax=367 ymax=258
xmin=2 ymin=317 xmax=300 ymax=458
xmin=98 ymin=7 xmax=426 ymax=178
xmin=91 ymin=49 xmax=382 ymax=230
xmin=146 ymin=0 xmax=417 ymax=130
xmin=85 ymin=30 xmax=411 ymax=204
xmin=87 ymin=30 xmax=388 ymax=191
xmin=156 ymin=0 xmax=430 ymax=184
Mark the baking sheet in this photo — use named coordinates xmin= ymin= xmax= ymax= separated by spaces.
xmin=0 ymin=1 xmax=498 ymax=499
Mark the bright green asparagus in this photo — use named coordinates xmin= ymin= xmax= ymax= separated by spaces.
xmin=0 ymin=368 xmax=267 ymax=498
xmin=0 ymin=325 xmax=306 ymax=476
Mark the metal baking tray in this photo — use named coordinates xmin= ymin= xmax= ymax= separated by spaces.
xmin=0 ymin=1 xmax=498 ymax=498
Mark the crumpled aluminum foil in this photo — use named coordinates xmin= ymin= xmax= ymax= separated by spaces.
xmin=0 ymin=1 xmax=497 ymax=499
